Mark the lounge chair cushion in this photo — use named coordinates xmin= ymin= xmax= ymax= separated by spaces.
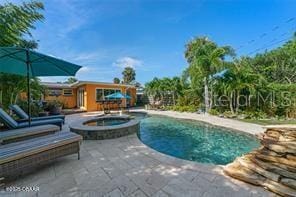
xmin=9 ymin=105 xmax=29 ymax=119
xmin=0 ymin=132 xmax=82 ymax=165
xmin=0 ymin=108 xmax=63 ymax=129
xmin=0 ymin=108 xmax=18 ymax=128
xmin=9 ymin=105 xmax=65 ymax=122
xmin=18 ymin=118 xmax=63 ymax=128
xmin=0 ymin=124 xmax=60 ymax=144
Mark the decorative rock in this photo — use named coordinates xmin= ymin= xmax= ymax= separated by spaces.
xmin=255 ymin=153 xmax=296 ymax=168
xmin=287 ymin=154 xmax=296 ymax=161
xmin=281 ymin=178 xmax=296 ymax=189
xmin=251 ymin=157 xmax=296 ymax=179
xmin=224 ymin=125 xmax=296 ymax=197
xmin=224 ymin=161 xmax=265 ymax=186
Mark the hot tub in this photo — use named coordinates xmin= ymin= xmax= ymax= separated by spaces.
xmin=69 ymin=115 xmax=140 ymax=140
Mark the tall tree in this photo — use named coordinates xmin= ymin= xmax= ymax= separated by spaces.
xmin=0 ymin=1 xmax=44 ymax=46
xmin=113 ymin=77 xmax=120 ymax=84
xmin=145 ymin=77 xmax=161 ymax=103
xmin=0 ymin=1 xmax=44 ymax=109
xmin=65 ymin=77 xmax=78 ymax=84
xmin=249 ymin=35 xmax=296 ymax=84
xmin=216 ymin=60 xmax=265 ymax=114
xmin=122 ymin=67 xmax=136 ymax=84
xmin=184 ymin=36 xmax=235 ymax=112
xmin=144 ymin=77 xmax=183 ymax=105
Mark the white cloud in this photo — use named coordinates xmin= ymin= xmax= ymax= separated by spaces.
xmin=72 ymin=51 xmax=107 ymax=65
xmin=113 ymin=57 xmax=143 ymax=69
xmin=77 ymin=66 xmax=90 ymax=73
xmin=39 ymin=76 xmax=68 ymax=82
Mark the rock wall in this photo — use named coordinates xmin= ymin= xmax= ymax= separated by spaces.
xmin=224 ymin=125 xmax=296 ymax=197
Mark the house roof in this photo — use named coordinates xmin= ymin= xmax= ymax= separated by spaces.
xmin=41 ymin=81 xmax=135 ymax=89
xmin=41 ymin=82 xmax=72 ymax=89
xmin=71 ymin=81 xmax=135 ymax=88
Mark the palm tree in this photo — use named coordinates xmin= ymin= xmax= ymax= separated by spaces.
xmin=158 ymin=77 xmax=171 ymax=104
xmin=122 ymin=67 xmax=136 ymax=84
xmin=65 ymin=77 xmax=78 ymax=84
xmin=218 ymin=60 xmax=265 ymax=114
xmin=113 ymin=77 xmax=120 ymax=84
xmin=170 ymin=77 xmax=182 ymax=105
xmin=185 ymin=37 xmax=235 ymax=113
xmin=144 ymin=77 xmax=160 ymax=104
xmin=0 ymin=1 xmax=44 ymax=46
xmin=0 ymin=1 xmax=44 ymax=109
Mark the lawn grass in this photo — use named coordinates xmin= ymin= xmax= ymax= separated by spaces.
xmin=237 ymin=118 xmax=296 ymax=125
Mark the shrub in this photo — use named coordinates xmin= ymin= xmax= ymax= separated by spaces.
xmin=209 ymin=109 xmax=219 ymax=115
xmin=44 ymin=100 xmax=63 ymax=111
xmin=16 ymin=100 xmax=43 ymax=117
xmin=244 ymin=110 xmax=268 ymax=119
xmin=177 ymin=93 xmax=200 ymax=107
xmin=45 ymin=100 xmax=64 ymax=115
xmin=223 ymin=111 xmax=235 ymax=118
xmin=285 ymin=105 xmax=296 ymax=119
xmin=167 ymin=105 xmax=197 ymax=112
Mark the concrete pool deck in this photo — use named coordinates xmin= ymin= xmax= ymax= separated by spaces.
xmin=140 ymin=109 xmax=265 ymax=136
xmin=2 ymin=111 xmax=273 ymax=197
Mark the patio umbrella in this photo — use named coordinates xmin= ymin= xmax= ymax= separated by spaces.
xmin=0 ymin=47 xmax=82 ymax=125
xmin=105 ymin=92 xmax=131 ymax=99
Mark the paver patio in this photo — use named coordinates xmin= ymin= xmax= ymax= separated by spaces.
xmin=2 ymin=112 xmax=273 ymax=197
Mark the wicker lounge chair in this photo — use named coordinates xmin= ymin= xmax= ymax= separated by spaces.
xmin=0 ymin=132 xmax=82 ymax=181
xmin=0 ymin=108 xmax=63 ymax=130
xmin=0 ymin=124 xmax=60 ymax=145
xmin=9 ymin=104 xmax=65 ymax=124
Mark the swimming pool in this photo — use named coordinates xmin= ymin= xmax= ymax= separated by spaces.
xmin=137 ymin=114 xmax=260 ymax=165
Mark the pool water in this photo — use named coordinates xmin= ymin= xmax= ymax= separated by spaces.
xmin=85 ymin=119 xmax=129 ymax=126
xmin=137 ymin=115 xmax=260 ymax=165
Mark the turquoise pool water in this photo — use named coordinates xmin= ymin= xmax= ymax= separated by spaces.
xmin=137 ymin=115 xmax=260 ymax=165
xmin=84 ymin=119 xmax=128 ymax=126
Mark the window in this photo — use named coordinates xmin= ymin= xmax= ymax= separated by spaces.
xmin=96 ymin=89 xmax=103 ymax=101
xmin=126 ymin=90 xmax=131 ymax=97
xmin=63 ymin=89 xmax=73 ymax=96
xmin=48 ymin=89 xmax=62 ymax=96
xmin=104 ymin=89 xmax=121 ymax=100
xmin=96 ymin=88 xmax=121 ymax=101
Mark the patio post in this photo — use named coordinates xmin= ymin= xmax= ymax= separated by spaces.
xmin=25 ymin=49 xmax=31 ymax=126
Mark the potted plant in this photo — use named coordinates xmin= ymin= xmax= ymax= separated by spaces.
xmin=45 ymin=100 xmax=63 ymax=115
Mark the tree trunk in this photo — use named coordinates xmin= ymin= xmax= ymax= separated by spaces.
xmin=0 ymin=90 xmax=2 ymax=106
xmin=209 ymin=84 xmax=213 ymax=110
xmin=172 ymin=91 xmax=176 ymax=106
xmin=14 ymin=93 xmax=18 ymax=105
xmin=10 ymin=92 xmax=14 ymax=106
xmin=235 ymin=90 xmax=240 ymax=114
xmin=204 ymin=77 xmax=210 ymax=113
xmin=230 ymin=91 xmax=234 ymax=114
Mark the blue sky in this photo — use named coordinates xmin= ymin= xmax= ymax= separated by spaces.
xmin=3 ymin=0 xmax=296 ymax=84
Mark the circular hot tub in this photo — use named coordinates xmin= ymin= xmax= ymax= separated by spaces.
xmin=69 ymin=115 xmax=140 ymax=140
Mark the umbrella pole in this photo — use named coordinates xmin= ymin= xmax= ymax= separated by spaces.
xmin=26 ymin=49 xmax=31 ymax=126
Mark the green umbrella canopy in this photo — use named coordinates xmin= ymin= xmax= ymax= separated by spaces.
xmin=0 ymin=47 xmax=82 ymax=126
xmin=105 ymin=92 xmax=131 ymax=99
xmin=0 ymin=47 xmax=82 ymax=76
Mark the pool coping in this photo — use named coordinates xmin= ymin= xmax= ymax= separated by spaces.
xmin=134 ymin=109 xmax=265 ymax=136
xmin=69 ymin=114 xmax=140 ymax=140
xmin=69 ymin=114 xmax=139 ymax=131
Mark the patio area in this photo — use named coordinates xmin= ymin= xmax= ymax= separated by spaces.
xmin=3 ymin=112 xmax=273 ymax=197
